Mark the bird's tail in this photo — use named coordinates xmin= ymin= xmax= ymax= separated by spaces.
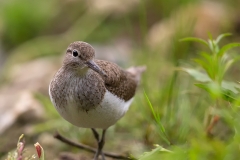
xmin=127 ymin=65 xmax=146 ymax=83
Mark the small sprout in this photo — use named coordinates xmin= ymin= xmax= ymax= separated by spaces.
xmin=17 ymin=134 xmax=25 ymax=160
xmin=34 ymin=142 xmax=44 ymax=160
xmin=5 ymin=134 xmax=37 ymax=160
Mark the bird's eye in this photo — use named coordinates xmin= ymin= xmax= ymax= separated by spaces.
xmin=72 ymin=50 xmax=79 ymax=57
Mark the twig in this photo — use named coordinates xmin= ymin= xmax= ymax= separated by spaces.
xmin=54 ymin=132 xmax=131 ymax=159
xmin=206 ymin=115 xmax=220 ymax=137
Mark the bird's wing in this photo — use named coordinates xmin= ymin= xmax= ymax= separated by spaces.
xmin=95 ymin=60 xmax=144 ymax=101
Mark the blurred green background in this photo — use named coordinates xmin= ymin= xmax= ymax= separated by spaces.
xmin=1 ymin=0 xmax=240 ymax=159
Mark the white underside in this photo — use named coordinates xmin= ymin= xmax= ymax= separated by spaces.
xmin=51 ymin=90 xmax=133 ymax=129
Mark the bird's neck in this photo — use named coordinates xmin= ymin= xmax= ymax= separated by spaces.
xmin=76 ymin=67 xmax=89 ymax=76
xmin=63 ymin=65 xmax=89 ymax=77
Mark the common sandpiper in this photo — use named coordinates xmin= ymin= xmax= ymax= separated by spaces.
xmin=49 ymin=41 xmax=146 ymax=160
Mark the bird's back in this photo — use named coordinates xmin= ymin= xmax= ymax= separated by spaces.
xmin=96 ymin=60 xmax=146 ymax=101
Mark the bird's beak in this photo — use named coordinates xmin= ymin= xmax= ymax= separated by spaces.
xmin=85 ymin=60 xmax=107 ymax=77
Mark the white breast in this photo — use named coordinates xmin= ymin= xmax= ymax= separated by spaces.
xmin=52 ymin=90 xmax=133 ymax=129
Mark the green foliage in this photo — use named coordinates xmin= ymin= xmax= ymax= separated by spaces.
xmin=180 ymin=33 xmax=240 ymax=101
xmin=138 ymin=145 xmax=172 ymax=160
xmin=139 ymin=34 xmax=240 ymax=160
xmin=181 ymin=68 xmax=240 ymax=102
xmin=1 ymin=0 xmax=240 ymax=159
xmin=144 ymin=92 xmax=170 ymax=145
xmin=0 ymin=0 xmax=57 ymax=50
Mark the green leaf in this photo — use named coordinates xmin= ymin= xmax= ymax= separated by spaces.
xmin=139 ymin=145 xmax=172 ymax=160
xmin=195 ymin=83 xmax=221 ymax=98
xmin=183 ymin=69 xmax=240 ymax=98
xmin=200 ymin=52 xmax=212 ymax=62
xmin=144 ymin=91 xmax=170 ymax=145
xmin=180 ymin=37 xmax=208 ymax=47
xmin=221 ymin=88 xmax=239 ymax=103
xmin=195 ymin=82 xmax=240 ymax=102
xmin=193 ymin=59 xmax=213 ymax=79
xmin=181 ymin=68 xmax=211 ymax=82
xmin=144 ymin=91 xmax=160 ymax=122
xmin=222 ymin=81 xmax=240 ymax=94
xmin=218 ymin=43 xmax=240 ymax=57
xmin=222 ymin=59 xmax=234 ymax=77
xmin=208 ymin=39 xmax=219 ymax=53
xmin=223 ymin=56 xmax=240 ymax=76
xmin=200 ymin=52 xmax=215 ymax=77
xmin=215 ymin=33 xmax=232 ymax=44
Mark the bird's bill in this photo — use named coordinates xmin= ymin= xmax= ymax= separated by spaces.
xmin=85 ymin=60 xmax=107 ymax=77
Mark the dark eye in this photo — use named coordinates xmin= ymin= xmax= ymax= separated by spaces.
xmin=72 ymin=49 xmax=79 ymax=57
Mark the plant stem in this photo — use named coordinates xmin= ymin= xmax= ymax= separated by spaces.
xmin=206 ymin=115 xmax=220 ymax=137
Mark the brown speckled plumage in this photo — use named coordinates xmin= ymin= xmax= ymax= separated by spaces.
xmin=49 ymin=41 xmax=146 ymax=160
xmin=50 ymin=41 xmax=145 ymax=112
xmin=95 ymin=60 xmax=137 ymax=101
xmin=50 ymin=67 xmax=105 ymax=112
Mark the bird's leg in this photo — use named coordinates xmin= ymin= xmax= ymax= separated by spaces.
xmin=99 ymin=129 xmax=106 ymax=160
xmin=91 ymin=128 xmax=100 ymax=160
xmin=91 ymin=128 xmax=100 ymax=141
xmin=91 ymin=129 xmax=106 ymax=160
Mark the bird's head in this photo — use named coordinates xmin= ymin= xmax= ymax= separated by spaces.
xmin=63 ymin=41 xmax=106 ymax=77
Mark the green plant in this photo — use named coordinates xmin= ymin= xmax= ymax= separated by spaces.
xmin=5 ymin=134 xmax=39 ymax=160
xmin=138 ymin=33 xmax=240 ymax=160
xmin=180 ymin=33 xmax=240 ymax=134
xmin=144 ymin=91 xmax=170 ymax=145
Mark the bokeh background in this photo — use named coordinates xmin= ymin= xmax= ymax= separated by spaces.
xmin=1 ymin=0 xmax=240 ymax=159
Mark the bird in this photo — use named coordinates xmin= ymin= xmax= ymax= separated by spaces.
xmin=49 ymin=41 xmax=146 ymax=160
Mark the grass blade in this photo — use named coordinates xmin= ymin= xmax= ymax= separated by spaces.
xmin=218 ymin=43 xmax=240 ymax=57
xmin=215 ymin=33 xmax=232 ymax=44
xmin=144 ymin=91 xmax=170 ymax=145
xmin=180 ymin=37 xmax=208 ymax=47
